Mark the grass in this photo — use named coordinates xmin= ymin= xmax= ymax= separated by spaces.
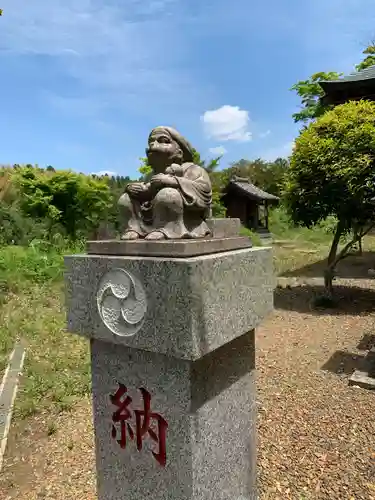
xmin=242 ymin=208 xmax=343 ymax=275
xmin=267 ymin=208 xmax=375 ymax=275
xmin=0 ymin=241 xmax=90 ymax=418
xmin=267 ymin=209 xmax=331 ymax=275
xmin=269 ymin=208 xmax=337 ymax=245
xmin=239 ymin=226 xmax=263 ymax=246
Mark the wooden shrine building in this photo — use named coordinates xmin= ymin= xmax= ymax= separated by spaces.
xmin=320 ymin=65 xmax=375 ymax=106
xmin=222 ymin=176 xmax=279 ymax=237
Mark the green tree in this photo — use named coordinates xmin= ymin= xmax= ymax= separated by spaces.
xmin=230 ymin=157 xmax=288 ymax=197
xmin=291 ymin=44 xmax=375 ymax=125
xmin=138 ymin=157 xmax=152 ymax=181
xmin=15 ymin=166 xmax=112 ymax=240
xmin=290 ymin=71 xmax=342 ymax=124
xmin=105 ymin=174 xmax=131 ymax=232
xmin=284 ymin=100 xmax=375 ymax=296
xmin=192 ymin=149 xmax=222 ymax=174
xmin=208 ymin=169 xmax=230 ymax=218
xmin=355 ymin=44 xmax=375 ymax=71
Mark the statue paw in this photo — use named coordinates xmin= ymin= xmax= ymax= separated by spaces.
xmin=121 ymin=231 xmax=140 ymax=240
xmin=145 ymin=231 xmax=166 ymax=240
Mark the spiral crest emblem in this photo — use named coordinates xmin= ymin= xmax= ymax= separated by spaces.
xmin=96 ymin=268 xmax=147 ymax=337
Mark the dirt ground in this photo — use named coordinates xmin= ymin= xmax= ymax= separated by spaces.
xmin=258 ymin=279 xmax=375 ymax=499
xmin=1 ymin=274 xmax=375 ymax=499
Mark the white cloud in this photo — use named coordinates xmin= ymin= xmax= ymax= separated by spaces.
xmin=201 ymin=105 xmax=252 ymax=142
xmin=209 ymin=145 xmax=227 ymax=156
xmin=92 ymin=170 xmax=117 ymax=177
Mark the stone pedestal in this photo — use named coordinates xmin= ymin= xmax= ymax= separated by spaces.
xmin=64 ymin=242 xmax=274 ymax=500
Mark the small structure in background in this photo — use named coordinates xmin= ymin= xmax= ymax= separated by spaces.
xmin=320 ymin=64 xmax=375 ymax=106
xmin=222 ymin=176 xmax=279 ymax=240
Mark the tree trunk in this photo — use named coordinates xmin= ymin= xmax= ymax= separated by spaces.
xmin=324 ymin=221 xmax=375 ymax=297
xmin=323 ymin=268 xmax=335 ymax=297
xmin=353 ymin=224 xmax=363 ymax=255
xmin=324 ymin=220 xmax=344 ymax=297
xmin=358 ymin=237 xmax=363 ymax=255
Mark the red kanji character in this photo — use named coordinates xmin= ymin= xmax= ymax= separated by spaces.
xmin=110 ymin=383 xmax=134 ymax=449
xmin=134 ymin=387 xmax=169 ymax=467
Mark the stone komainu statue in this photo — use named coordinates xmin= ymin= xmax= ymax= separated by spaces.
xmin=118 ymin=126 xmax=212 ymax=240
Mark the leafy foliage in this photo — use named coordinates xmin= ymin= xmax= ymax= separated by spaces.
xmin=239 ymin=226 xmax=262 ymax=246
xmin=355 ymin=44 xmax=375 ymax=71
xmin=138 ymin=157 xmax=153 ymax=181
xmin=290 ymin=71 xmax=342 ymax=124
xmin=229 ymin=158 xmax=288 ymax=196
xmin=95 ymin=173 xmax=131 ymax=233
xmin=15 ymin=166 xmax=112 ymax=239
xmin=291 ymin=45 xmax=375 ymax=125
xmin=192 ymin=149 xmax=222 ymax=174
xmin=284 ymin=100 xmax=375 ymax=293
xmin=285 ymin=100 xmax=375 ymax=229
xmin=0 ymin=203 xmax=52 ymax=246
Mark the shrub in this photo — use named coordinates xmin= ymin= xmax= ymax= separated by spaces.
xmin=284 ymin=100 xmax=375 ymax=294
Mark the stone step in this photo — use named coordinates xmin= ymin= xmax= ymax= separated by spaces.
xmin=348 ymin=347 xmax=375 ymax=390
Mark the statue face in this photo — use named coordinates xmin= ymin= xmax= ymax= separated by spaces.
xmin=146 ymin=130 xmax=182 ymax=171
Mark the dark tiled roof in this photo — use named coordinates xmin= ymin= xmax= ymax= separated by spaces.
xmin=320 ymin=65 xmax=375 ymax=86
xmin=228 ymin=177 xmax=279 ymax=202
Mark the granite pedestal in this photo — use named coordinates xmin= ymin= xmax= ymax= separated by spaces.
xmin=64 ymin=242 xmax=274 ymax=500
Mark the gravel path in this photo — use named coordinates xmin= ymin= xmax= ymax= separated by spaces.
xmin=258 ymin=279 xmax=375 ymax=499
xmin=1 ymin=279 xmax=375 ymax=499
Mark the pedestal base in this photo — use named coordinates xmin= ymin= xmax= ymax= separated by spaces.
xmin=91 ymin=331 xmax=257 ymax=500
xmin=65 ymin=246 xmax=274 ymax=499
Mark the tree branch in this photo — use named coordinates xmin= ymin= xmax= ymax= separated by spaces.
xmin=329 ymin=222 xmax=375 ymax=270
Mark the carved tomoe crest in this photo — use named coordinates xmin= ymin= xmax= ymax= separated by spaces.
xmin=96 ymin=268 xmax=147 ymax=336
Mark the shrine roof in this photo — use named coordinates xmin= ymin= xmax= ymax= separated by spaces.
xmin=226 ymin=177 xmax=279 ymax=202
xmin=320 ymin=65 xmax=375 ymax=92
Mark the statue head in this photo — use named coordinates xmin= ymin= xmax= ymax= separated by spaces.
xmin=146 ymin=126 xmax=194 ymax=173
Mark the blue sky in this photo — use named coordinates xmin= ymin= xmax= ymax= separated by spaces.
xmin=0 ymin=0 xmax=375 ymax=179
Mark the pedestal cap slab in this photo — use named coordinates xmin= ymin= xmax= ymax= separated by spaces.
xmin=65 ymin=247 xmax=274 ymax=361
